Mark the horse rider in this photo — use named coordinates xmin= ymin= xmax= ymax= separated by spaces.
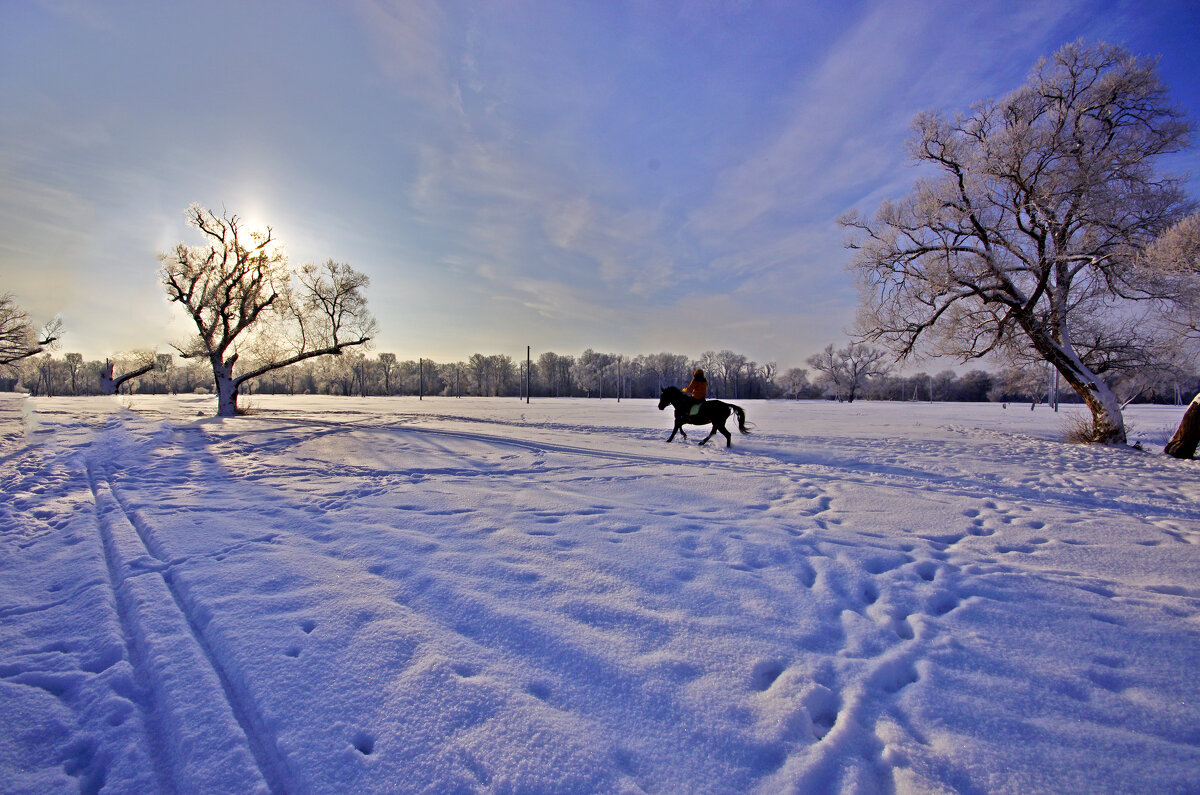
xmin=684 ymin=368 xmax=708 ymax=403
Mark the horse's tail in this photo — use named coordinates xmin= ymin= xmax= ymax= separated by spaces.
xmin=730 ymin=403 xmax=750 ymax=434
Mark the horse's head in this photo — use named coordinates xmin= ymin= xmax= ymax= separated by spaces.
xmin=658 ymin=387 xmax=675 ymax=410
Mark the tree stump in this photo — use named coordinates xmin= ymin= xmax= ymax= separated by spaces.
xmin=1165 ymin=393 xmax=1200 ymax=459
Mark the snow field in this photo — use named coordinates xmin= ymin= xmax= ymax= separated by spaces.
xmin=2 ymin=393 xmax=1199 ymax=793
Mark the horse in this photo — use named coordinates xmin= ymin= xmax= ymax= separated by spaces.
xmin=657 ymin=386 xmax=750 ymax=447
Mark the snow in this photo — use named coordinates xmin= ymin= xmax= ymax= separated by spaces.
xmin=2 ymin=392 xmax=1199 ymax=794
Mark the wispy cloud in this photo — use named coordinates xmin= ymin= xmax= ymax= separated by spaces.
xmin=349 ymin=0 xmax=455 ymax=113
xmin=4 ymin=0 xmax=1191 ymax=366
xmin=682 ymin=0 xmax=1094 ymax=299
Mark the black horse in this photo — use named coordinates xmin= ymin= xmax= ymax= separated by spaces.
xmin=658 ymin=386 xmax=750 ymax=447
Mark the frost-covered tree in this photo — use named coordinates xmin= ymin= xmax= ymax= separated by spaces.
xmin=1138 ymin=213 xmax=1200 ymax=339
xmin=572 ymin=349 xmax=614 ymax=397
xmin=1144 ymin=213 xmax=1200 ymax=457
xmin=161 ymin=205 xmax=377 ymax=416
xmin=441 ymin=361 xmax=468 ymax=397
xmin=807 ymin=343 xmax=890 ymax=402
xmin=777 ymin=367 xmax=812 ymax=399
xmin=64 ymin=353 xmax=83 ymax=395
xmin=842 ymin=42 xmax=1195 ymax=443
xmin=537 ymin=352 xmax=575 ymax=396
xmin=0 ymin=293 xmax=60 ymax=370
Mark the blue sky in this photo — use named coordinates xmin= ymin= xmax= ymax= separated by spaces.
xmin=3 ymin=0 xmax=1198 ymax=369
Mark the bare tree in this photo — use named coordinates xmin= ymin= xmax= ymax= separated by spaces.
xmin=441 ymin=361 xmax=467 ymax=397
xmin=777 ymin=367 xmax=811 ymax=399
xmin=378 ymin=353 xmax=397 ymax=395
xmin=538 ymin=351 xmax=575 ymax=396
xmin=841 ymin=42 xmax=1195 ymax=443
xmin=571 ymin=349 xmax=613 ymax=398
xmin=0 ymin=293 xmax=61 ymax=369
xmin=160 ymin=205 xmax=377 ymax=416
xmin=758 ymin=361 xmax=778 ymax=387
xmin=64 ymin=353 xmax=83 ymax=395
xmin=99 ymin=353 xmax=156 ymax=395
xmin=715 ymin=350 xmax=749 ymax=398
xmin=807 ymin=343 xmax=890 ymax=402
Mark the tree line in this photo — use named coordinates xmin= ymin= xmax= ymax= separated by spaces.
xmin=8 ymin=348 xmax=769 ymax=400
xmin=12 ymin=345 xmax=1197 ymax=407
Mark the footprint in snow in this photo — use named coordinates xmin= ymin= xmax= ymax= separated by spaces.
xmin=352 ymin=731 xmax=375 ymax=755
xmin=750 ymin=659 xmax=786 ymax=692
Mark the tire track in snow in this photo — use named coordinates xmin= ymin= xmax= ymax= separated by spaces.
xmin=87 ymin=459 xmax=282 ymax=794
xmin=84 ymin=460 xmax=177 ymax=794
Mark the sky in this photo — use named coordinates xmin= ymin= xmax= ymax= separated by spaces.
xmin=2 ymin=0 xmax=1199 ymax=370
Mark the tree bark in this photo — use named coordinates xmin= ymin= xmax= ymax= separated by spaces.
xmin=212 ymin=358 xmax=240 ymax=417
xmin=1165 ymin=393 xmax=1200 ymax=459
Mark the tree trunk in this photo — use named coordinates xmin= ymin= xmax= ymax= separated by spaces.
xmin=1021 ymin=319 xmax=1127 ymax=444
xmin=99 ymin=359 xmax=155 ymax=396
xmin=1059 ymin=369 xmax=1126 ymax=444
xmin=1165 ymin=393 xmax=1200 ymax=459
xmin=213 ymin=359 xmax=239 ymax=417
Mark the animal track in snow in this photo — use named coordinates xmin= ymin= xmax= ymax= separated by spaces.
xmin=452 ymin=662 xmax=479 ymax=678
xmin=352 ymin=731 xmax=375 ymax=755
xmin=926 ymin=592 xmax=961 ymax=616
xmin=877 ymin=659 xmax=921 ymax=694
xmin=526 ymin=681 xmax=552 ymax=701
xmin=751 ymin=659 xmax=786 ymax=692
xmin=803 ymin=684 xmax=841 ymax=741
xmin=912 ymin=561 xmax=938 ymax=581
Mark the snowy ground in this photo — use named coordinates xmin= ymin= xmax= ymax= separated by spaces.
xmin=2 ymin=392 xmax=1199 ymax=794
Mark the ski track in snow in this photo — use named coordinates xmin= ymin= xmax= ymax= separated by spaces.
xmin=2 ymin=394 xmax=1200 ymax=794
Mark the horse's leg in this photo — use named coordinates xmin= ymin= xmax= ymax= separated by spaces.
xmin=667 ymin=414 xmax=687 ymax=442
xmin=719 ymin=420 xmax=732 ymax=447
xmin=698 ymin=424 xmax=718 ymax=445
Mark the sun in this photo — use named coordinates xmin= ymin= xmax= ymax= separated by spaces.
xmin=229 ymin=213 xmax=281 ymax=257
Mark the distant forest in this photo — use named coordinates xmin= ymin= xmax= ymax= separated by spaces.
xmin=8 ymin=348 xmax=1196 ymax=406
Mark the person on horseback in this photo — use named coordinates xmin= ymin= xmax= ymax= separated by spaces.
xmin=681 ymin=369 xmax=705 ymax=413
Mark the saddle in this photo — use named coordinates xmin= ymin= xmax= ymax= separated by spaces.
xmin=688 ymin=402 xmax=704 ymax=417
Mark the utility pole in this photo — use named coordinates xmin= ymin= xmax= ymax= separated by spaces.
xmin=1046 ymin=362 xmax=1059 ymax=412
